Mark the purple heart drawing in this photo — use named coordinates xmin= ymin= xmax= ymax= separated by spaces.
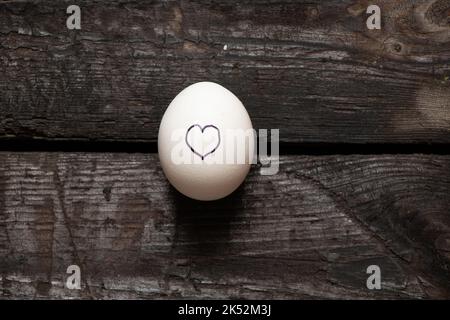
xmin=185 ymin=124 xmax=221 ymax=160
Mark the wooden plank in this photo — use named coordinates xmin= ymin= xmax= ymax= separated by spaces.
xmin=0 ymin=0 xmax=449 ymax=144
xmin=1 ymin=153 xmax=449 ymax=299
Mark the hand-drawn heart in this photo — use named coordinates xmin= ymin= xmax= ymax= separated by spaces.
xmin=185 ymin=124 xmax=221 ymax=160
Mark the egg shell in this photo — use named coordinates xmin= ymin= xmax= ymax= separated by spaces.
xmin=158 ymin=82 xmax=254 ymax=201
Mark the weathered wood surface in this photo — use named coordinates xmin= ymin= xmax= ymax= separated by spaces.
xmin=1 ymin=153 xmax=450 ymax=299
xmin=1 ymin=0 xmax=450 ymax=301
xmin=0 ymin=0 xmax=449 ymax=144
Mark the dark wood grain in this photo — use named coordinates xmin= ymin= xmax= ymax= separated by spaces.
xmin=1 ymin=153 xmax=449 ymax=299
xmin=0 ymin=0 xmax=449 ymax=144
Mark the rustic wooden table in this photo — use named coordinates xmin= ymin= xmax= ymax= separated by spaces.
xmin=0 ymin=0 xmax=449 ymax=299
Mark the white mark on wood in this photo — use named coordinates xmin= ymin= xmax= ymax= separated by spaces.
xmin=18 ymin=27 xmax=32 ymax=35
xmin=415 ymin=86 xmax=450 ymax=128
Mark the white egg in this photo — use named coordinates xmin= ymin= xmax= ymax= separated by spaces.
xmin=158 ymin=82 xmax=255 ymax=201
